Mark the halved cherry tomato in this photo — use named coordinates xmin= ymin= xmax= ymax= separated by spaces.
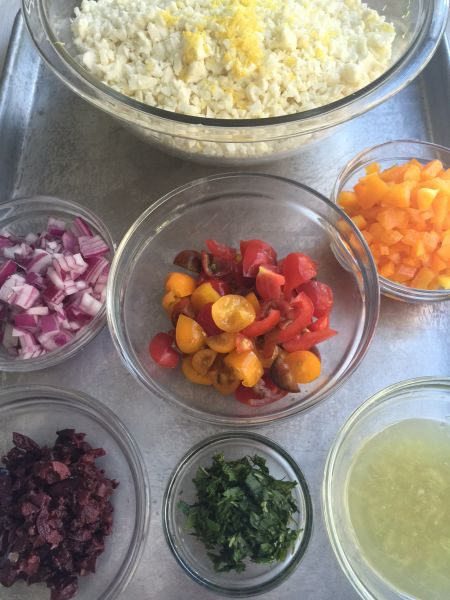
xmin=201 ymin=251 xmax=232 ymax=278
xmin=256 ymin=265 xmax=285 ymax=300
xmin=281 ymin=253 xmax=317 ymax=295
xmin=182 ymin=356 xmax=212 ymax=385
xmin=241 ymin=308 xmax=281 ymax=338
xmin=196 ymin=303 xmax=223 ymax=336
xmin=270 ymin=352 xmax=300 ymax=392
xmin=211 ymin=294 xmax=256 ymax=333
xmin=175 ymin=315 xmax=206 ymax=354
xmin=173 ymin=250 xmax=202 ymax=273
xmin=235 ymin=373 xmax=287 ymax=406
xmin=224 ymin=349 xmax=263 ymax=387
xmin=309 ymin=314 xmax=330 ymax=332
xmin=206 ymin=332 xmax=237 ymax=353
xmin=191 ymin=282 xmax=221 ymax=311
xmin=284 ymin=350 xmax=321 ymax=383
xmin=149 ymin=332 xmax=179 ymax=368
xmin=300 ymin=281 xmax=334 ymax=318
xmin=235 ymin=333 xmax=255 ymax=354
xmin=266 ymin=293 xmax=314 ymax=344
xmin=170 ymin=298 xmax=195 ymax=326
xmin=209 ymin=360 xmax=240 ymax=395
xmin=206 ymin=239 xmax=236 ymax=262
xmin=283 ymin=328 xmax=337 ymax=352
xmin=165 ymin=272 xmax=196 ymax=297
xmin=192 ymin=348 xmax=217 ymax=375
xmin=245 ymin=292 xmax=261 ymax=314
xmin=240 ymin=240 xmax=277 ymax=277
xmin=208 ymin=278 xmax=232 ymax=296
xmin=162 ymin=290 xmax=179 ymax=316
xmin=255 ymin=338 xmax=279 ymax=368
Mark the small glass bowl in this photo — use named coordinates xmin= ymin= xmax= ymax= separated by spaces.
xmin=0 ymin=384 xmax=150 ymax=600
xmin=163 ymin=432 xmax=313 ymax=596
xmin=332 ymin=139 xmax=450 ymax=303
xmin=323 ymin=376 xmax=450 ymax=600
xmin=0 ymin=196 xmax=115 ymax=371
xmin=107 ymin=172 xmax=380 ymax=426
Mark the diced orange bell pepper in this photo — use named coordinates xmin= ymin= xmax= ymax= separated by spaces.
xmin=411 ymin=267 xmax=436 ymax=289
xmin=421 ymin=160 xmax=443 ymax=179
xmin=416 ymin=188 xmax=438 ymax=211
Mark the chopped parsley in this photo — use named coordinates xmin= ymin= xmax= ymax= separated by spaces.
xmin=178 ymin=453 xmax=300 ymax=572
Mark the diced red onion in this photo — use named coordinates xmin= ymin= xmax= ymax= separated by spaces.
xmin=26 ymin=306 xmax=49 ymax=316
xmin=47 ymin=217 xmax=66 ymax=237
xmin=0 ymin=215 xmax=110 ymax=360
xmin=0 ymin=260 xmax=17 ymax=287
xmin=78 ymin=235 xmax=109 ymax=259
xmin=72 ymin=216 xmax=93 ymax=238
xmin=14 ymin=313 xmax=39 ymax=330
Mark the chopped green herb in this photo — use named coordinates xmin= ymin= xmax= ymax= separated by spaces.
xmin=178 ymin=453 xmax=300 ymax=572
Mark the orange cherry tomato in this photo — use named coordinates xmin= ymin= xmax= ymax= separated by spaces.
xmin=191 ymin=282 xmax=221 ymax=311
xmin=211 ymin=294 xmax=256 ymax=333
xmin=284 ymin=350 xmax=321 ymax=384
xmin=206 ymin=332 xmax=237 ymax=353
xmin=191 ymin=348 xmax=217 ymax=375
xmin=181 ymin=356 xmax=212 ymax=385
xmin=224 ymin=349 xmax=263 ymax=388
xmin=165 ymin=272 xmax=196 ymax=297
xmin=161 ymin=290 xmax=179 ymax=316
xmin=175 ymin=314 xmax=206 ymax=354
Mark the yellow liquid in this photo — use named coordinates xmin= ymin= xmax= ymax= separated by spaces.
xmin=347 ymin=418 xmax=450 ymax=600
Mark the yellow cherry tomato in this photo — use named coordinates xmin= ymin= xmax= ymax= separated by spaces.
xmin=284 ymin=350 xmax=321 ymax=384
xmin=245 ymin=292 xmax=261 ymax=314
xmin=165 ymin=272 xmax=196 ymax=297
xmin=206 ymin=332 xmax=237 ymax=353
xmin=211 ymin=294 xmax=256 ymax=333
xmin=224 ymin=349 xmax=263 ymax=388
xmin=175 ymin=314 xmax=206 ymax=354
xmin=191 ymin=348 xmax=217 ymax=375
xmin=190 ymin=282 xmax=221 ymax=311
xmin=161 ymin=290 xmax=179 ymax=316
xmin=181 ymin=356 xmax=211 ymax=385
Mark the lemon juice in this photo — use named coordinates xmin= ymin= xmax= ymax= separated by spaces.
xmin=347 ymin=418 xmax=450 ymax=600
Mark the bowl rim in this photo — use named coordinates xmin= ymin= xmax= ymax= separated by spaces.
xmin=0 ymin=195 xmax=116 ymax=371
xmin=331 ymin=138 xmax=450 ymax=303
xmin=0 ymin=383 xmax=151 ymax=600
xmin=322 ymin=375 xmax=450 ymax=600
xmin=162 ymin=430 xmax=313 ymax=597
xmin=106 ymin=171 xmax=380 ymax=426
xmin=23 ymin=0 xmax=449 ymax=131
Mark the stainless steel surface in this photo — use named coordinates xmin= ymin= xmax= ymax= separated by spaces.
xmin=0 ymin=12 xmax=449 ymax=600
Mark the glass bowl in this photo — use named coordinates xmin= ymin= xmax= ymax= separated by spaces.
xmin=323 ymin=376 xmax=450 ymax=600
xmin=0 ymin=196 xmax=115 ymax=371
xmin=331 ymin=139 xmax=450 ymax=303
xmin=107 ymin=172 xmax=379 ymax=425
xmin=22 ymin=0 xmax=449 ymax=164
xmin=0 ymin=384 xmax=150 ymax=600
xmin=163 ymin=431 xmax=313 ymax=596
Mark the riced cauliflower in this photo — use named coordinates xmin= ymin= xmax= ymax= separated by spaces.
xmin=71 ymin=0 xmax=396 ymax=119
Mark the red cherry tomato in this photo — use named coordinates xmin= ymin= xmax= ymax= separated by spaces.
xmin=149 ymin=332 xmax=179 ymax=368
xmin=301 ymin=280 xmax=334 ymax=318
xmin=206 ymin=239 xmax=236 ymax=262
xmin=309 ymin=314 xmax=330 ymax=331
xmin=234 ymin=373 xmax=287 ymax=406
xmin=281 ymin=252 xmax=317 ymax=295
xmin=235 ymin=333 xmax=255 ymax=353
xmin=208 ymin=278 xmax=232 ymax=296
xmin=282 ymin=328 xmax=337 ymax=352
xmin=196 ymin=303 xmax=223 ymax=336
xmin=256 ymin=265 xmax=285 ymax=300
xmin=241 ymin=308 xmax=281 ymax=338
xmin=240 ymin=239 xmax=277 ymax=277
xmin=266 ymin=292 xmax=314 ymax=344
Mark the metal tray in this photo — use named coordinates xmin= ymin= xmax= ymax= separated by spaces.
xmin=1 ymin=13 xmax=449 ymax=600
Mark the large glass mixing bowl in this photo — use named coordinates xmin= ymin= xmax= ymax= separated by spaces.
xmin=22 ymin=0 xmax=449 ymax=164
